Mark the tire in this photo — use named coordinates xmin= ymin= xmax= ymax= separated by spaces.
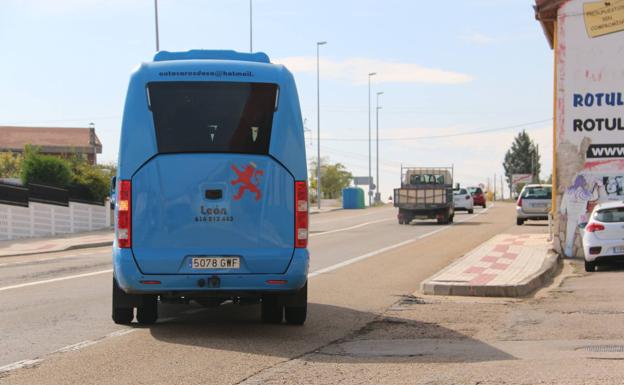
xmin=261 ymin=296 xmax=283 ymax=324
xmin=437 ymin=210 xmax=450 ymax=225
xmin=285 ymin=306 xmax=307 ymax=325
xmin=482 ymin=203 xmax=487 ymax=208
xmin=468 ymin=209 xmax=474 ymax=214
xmin=112 ymin=278 xmax=134 ymax=325
xmin=136 ymin=295 xmax=158 ymax=325
xmin=398 ymin=218 xmax=404 ymax=225
xmin=516 ymin=218 xmax=524 ymax=226
xmin=585 ymin=260 xmax=596 ymax=272
xmin=449 ymin=214 xmax=454 ymax=223
xmin=285 ymin=282 xmax=307 ymax=325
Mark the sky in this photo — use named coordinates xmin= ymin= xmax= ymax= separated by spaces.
xmin=0 ymin=0 xmax=554 ymax=201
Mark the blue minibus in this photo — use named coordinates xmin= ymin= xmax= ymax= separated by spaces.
xmin=112 ymin=50 xmax=309 ymax=325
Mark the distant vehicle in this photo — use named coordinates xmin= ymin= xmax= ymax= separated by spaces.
xmin=393 ymin=166 xmax=455 ymax=225
xmin=581 ymin=201 xmax=624 ymax=272
xmin=467 ymin=186 xmax=486 ymax=208
xmin=453 ymin=188 xmax=474 ymax=214
xmin=516 ymin=184 xmax=552 ymax=225
xmin=112 ymin=50 xmax=309 ymax=326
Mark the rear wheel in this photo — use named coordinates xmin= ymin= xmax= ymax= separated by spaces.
xmin=285 ymin=282 xmax=307 ymax=325
xmin=468 ymin=209 xmax=474 ymax=214
xmin=584 ymin=260 xmax=596 ymax=272
xmin=516 ymin=218 xmax=524 ymax=226
xmin=112 ymin=278 xmax=134 ymax=325
xmin=261 ymin=296 xmax=283 ymax=323
xmin=136 ymin=295 xmax=158 ymax=325
xmin=482 ymin=203 xmax=487 ymax=208
xmin=437 ymin=210 xmax=450 ymax=225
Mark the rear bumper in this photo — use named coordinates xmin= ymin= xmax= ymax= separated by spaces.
xmin=516 ymin=207 xmax=549 ymax=220
xmin=583 ymin=236 xmax=624 ymax=262
xmin=113 ymin=247 xmax=309 ymax=294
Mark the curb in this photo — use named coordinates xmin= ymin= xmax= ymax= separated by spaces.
xmin=310 ymin=207 xmax=343 ymax=215
xmin=421 ymin=250 xmax=562 ymax=297
xmin=0 ymin=240 xmax=114 ymax=259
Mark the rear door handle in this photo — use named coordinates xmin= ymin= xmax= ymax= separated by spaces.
xmin=205 ymin=189 xmax=223 ymax=200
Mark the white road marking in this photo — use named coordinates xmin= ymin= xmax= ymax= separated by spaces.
xmin=0 ymin=269 xmax=112 ymax=292
xmin=0 ymin=359 xmax=42 ymax=374
xmin=310 ymin=218 xmax=394 ymax=237
xmin=309 ymin=204 xmax=493 ymax=278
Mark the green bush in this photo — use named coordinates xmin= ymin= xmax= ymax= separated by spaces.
xmin=20 ymin=147 xmax=72 ymax=187
xmin=69 ymin=160 xmax=110 ymax=203
xmin=0 ymin=152 xmax=22 ymax=178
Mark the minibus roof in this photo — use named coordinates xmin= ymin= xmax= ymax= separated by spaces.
xmin=154 ymin=50 xmax=270 ymax=63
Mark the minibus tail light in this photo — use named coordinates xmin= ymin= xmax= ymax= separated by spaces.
xmin=117 ymin=180 xmax=132 ymax=248
xmin=295 ymin=181 xmax=308 ymax=248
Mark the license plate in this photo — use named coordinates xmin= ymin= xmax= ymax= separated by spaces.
xmin=532 ymin=203 xmax=548 ymax=208
xmin=190 ymin=257 xmax=240 ymax=270
xmin=614 ymin=247 xmax=624 ymax=254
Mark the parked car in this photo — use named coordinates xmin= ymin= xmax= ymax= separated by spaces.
xmin=516 ymin=184 xmax=552 ymax=225
xmin=453 ymin=188 xmax=474 ymax=214
xmin=112 ymin=50 xmax=309 ymax=326
xmin=581 ymin=201 xmax=624 ymax=272
xmin=467 ymin=186 xmax=486 ymax=208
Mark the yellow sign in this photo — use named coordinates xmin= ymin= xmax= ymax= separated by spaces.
xmin=584 ymin=0 xmax=624 ymax=38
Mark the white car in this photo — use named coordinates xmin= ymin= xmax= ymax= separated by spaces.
xmin=582 ymin=201 xmax=624 ymax=272
xmin=453 ymin=188 xmax=474 ymax=214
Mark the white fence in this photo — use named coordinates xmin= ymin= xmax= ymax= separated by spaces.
xmin=0 ymin=201 xmax=111 ymax=241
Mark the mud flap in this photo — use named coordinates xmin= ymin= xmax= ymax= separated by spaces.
xmin=113 ymin=277 xmax=151 ymax=308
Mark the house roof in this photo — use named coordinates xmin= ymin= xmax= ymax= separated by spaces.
xmin=0 ymin=126 xmax=102 ymax=154
xmin=534 ymin=0 xmax=567 ymax=48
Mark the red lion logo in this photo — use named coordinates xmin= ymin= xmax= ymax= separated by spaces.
xmin=231 ymin=163 xmax=264 ymax=201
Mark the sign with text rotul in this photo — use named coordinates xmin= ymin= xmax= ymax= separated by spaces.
xmin=555 ymin=0 xmax=624 ymax=257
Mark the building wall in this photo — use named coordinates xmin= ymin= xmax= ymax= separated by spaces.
xmin=554 ymin=0 xmax=624 ymax=257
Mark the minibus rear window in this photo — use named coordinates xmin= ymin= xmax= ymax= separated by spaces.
xmin=148 ymin=82 xmax=278 ymax=154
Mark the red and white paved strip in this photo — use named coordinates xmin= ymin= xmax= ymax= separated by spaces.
xmin=422 ymin=233 xmax=552 ymax=294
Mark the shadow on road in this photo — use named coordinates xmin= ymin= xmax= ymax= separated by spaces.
xmin=147 ymin=301 xmax=514 ymax=364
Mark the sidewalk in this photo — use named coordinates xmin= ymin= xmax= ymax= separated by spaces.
xmin=0 ymin=229 xmax=114 ymax=258
xmin=421 ymin=233 xmax=560 ymax=297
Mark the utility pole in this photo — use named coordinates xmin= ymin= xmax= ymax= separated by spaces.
xmin=249 ymin=0 xmax=253 ymax=52
xmin=501 ymin=174 xmax=504 ymax=200
xmin=154 ymin=0 xmax=160 ymax=51
xmin=494 ymin=174 xmax=497 ymax=201
xmin=375 ymin=91 xmax=383 ymax=204
xmin=367 ymin=72 xmax=376 ymax=206
xmin=316 ymin=41 xmax=327 ymax=209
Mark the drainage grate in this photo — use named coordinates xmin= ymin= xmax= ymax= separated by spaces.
xmin=579 ymin=345 xmax=624 ymax=353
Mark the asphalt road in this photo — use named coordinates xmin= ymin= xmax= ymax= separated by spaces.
xmin=1 ymin=203 xmax=508 ymax=384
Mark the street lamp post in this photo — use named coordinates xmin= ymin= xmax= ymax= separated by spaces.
xmin=154 ymin=0 xmax=160 ymax=51
xmin=375 ymin=91 xmax=384 ymax=203
xmin=367 ymin=72 xmax=376 ymax=206
xmin=316 ymin=41 xmax=327 ymax=209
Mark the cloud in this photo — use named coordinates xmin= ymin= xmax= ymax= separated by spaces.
xmin=273 ymin=57 xmax=473 ymax=85
xmin=460 ymin=32 xmax=500 ymax=45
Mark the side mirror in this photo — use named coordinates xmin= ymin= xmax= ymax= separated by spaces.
xmin=110 ymin=176 xmax=117 ymax=210
xmin=578 ymin=222 xmax=587 ymax=230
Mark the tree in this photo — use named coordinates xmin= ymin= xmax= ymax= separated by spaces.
xmin=503 ymin=130 xmax=541 ymax=193
xmin=309 ymin=157 xmax=353 ymax=200
xmin=0 ymin=152 xmax=23 ymax=178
